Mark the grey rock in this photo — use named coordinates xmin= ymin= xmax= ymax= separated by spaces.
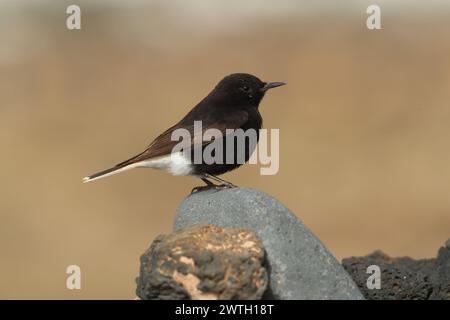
xmin=173 ymin=188 xmax=364 ymax=300
xmin=136 ymin=224 xmax=268 ymax=300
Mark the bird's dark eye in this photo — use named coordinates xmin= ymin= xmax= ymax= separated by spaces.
xmin=242 ymin=86 xmax=250 ymax=92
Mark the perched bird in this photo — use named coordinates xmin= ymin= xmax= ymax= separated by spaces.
xmin=83 ymin=73 xmax=285 ymax=190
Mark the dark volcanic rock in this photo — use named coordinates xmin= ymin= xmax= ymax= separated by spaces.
xmin=136 ymin=224 xmax=268 ymax=300
xmin=174 ymin=188 xmax=364 ymax=300
xmin=342 ymin=251 xmax=433 ymax=300
xmin=342 ymin=239 xmax=450 ymax=300
xmin=430 ymin=241 xmax=450 ymax=300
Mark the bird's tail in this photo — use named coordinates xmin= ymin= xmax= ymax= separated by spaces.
xmin=82 ymin=162 xmax=140 ymax=183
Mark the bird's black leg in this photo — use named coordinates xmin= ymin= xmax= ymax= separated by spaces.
xmin=204 ymin=174 xmax=238 ymax=188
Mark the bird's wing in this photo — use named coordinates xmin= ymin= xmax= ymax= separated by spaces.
xmin=115 ymin=110 xmax=249 ymax=167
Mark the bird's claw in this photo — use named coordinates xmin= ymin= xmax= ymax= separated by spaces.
xmin=191 ymin=185 xmax=212 ymax=194
xmin=216 ymin=183 xmax=237 ymax=189
xmin=191 ymin=183 xmax=236 ymax=194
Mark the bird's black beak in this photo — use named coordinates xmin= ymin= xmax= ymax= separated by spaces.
xmin=261 ymin=82 xmax=286 ymax=92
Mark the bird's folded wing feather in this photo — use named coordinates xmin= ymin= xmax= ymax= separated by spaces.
xmin=115 ymin=110 xmax=249 ymax=167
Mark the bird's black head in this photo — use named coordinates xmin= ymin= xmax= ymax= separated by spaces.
xmin=212 ymin=73 xmax=285 ymax=108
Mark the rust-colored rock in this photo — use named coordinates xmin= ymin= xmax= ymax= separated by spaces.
xmin=136 ymin=224 xmax=268 ymax=300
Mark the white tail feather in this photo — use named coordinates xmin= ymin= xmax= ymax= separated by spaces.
xmin=82 ymin=153 xmax=193 ymax=183
xmin=82 ymin=162 xmax=141 ymax=183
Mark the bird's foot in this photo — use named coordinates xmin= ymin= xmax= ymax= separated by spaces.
xmin=191 ymin=185 xmax=213 ymax=194
xmin=215 ymin=182 xmax=237 ymax=189
xmin=191 ymin=182 xmax=237 ymax=194
xmin=191 ymin=175 xmax=238 ymax=194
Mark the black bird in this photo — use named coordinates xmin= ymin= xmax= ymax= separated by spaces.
xmin=83 ymin=73 xmax=285 ymax=189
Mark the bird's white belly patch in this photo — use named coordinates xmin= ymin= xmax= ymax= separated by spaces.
xmin=137 ymin=153 xmax=193 ymax=176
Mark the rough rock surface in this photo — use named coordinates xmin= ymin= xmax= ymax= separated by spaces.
xmin=174 ymin=188 xmax=364 ymax=300
xmin=342 ymin=239 xmax=450 ymax=300
xmin=136 ymin=224 xmax=268 ymax=300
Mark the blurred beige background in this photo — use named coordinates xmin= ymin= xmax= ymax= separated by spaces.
xmin=1 ymin=0 xmax=450 ymax=299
